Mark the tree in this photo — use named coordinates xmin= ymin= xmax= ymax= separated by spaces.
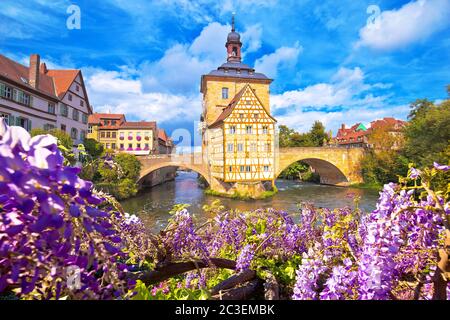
xmin=403 ymin=99 xmax=450 ymax=167
xmin=407 ymin=98 xmax=434 ymax=120
xmin=278 ymin=125 xmax=295 ymax=147
xmin=309 ymin=121 xmax=328 ymax=147
xmin=84 ymin=138 xmax=104 ymax=159
xmin=114 ymin=153 xmax=142 ymax=181
xmin=290 ymin=132 xmax=314 ymax=147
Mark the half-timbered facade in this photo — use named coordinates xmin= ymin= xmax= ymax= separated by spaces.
xmin=201 ymin=17 xmax=277 ymax=193
xmin=208 ymin=85 xmax=276 ymax=182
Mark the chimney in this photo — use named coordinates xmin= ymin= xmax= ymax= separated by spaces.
xmin=341 ymin=124 xmax=345 ymax=130
xmin=40 ymin=62 xmax=48 ymax=74
xmin=29 ymin=54 xmax=40 ymax=89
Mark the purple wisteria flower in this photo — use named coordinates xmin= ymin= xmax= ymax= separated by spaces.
xmin=236 ymin=244 xmax=256 ymax=272
xmin=433 ymin=162 xmax=450 ymax=171
xmin=0 ymin=119 xmax=151 ymax=299
xmin=409 ymin=167 xmax=421 ymax=179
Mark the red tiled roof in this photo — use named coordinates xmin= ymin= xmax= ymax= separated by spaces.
xmin=120 ymin=121 xmax=156 ymax=130
xmin=88 ymin=113 xmax=126 ymax=129
xmin=46 ymin=69 xmax=79 ymax=99
xmin=370 ymin=117 xmax=406 ymax=131
xmin=0 ymin=54 xmax=57 ymax=98
xmin=335 ymin=118 xmax=406 ymax=145
xmin=158 ymin=129 xmax=168 ymax=141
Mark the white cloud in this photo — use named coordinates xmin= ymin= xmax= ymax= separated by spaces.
xmin=84 ymin=21 xmax=262 ymax=126
xmin=254 ymin=42 xmax=302 ymax=79
xmin=138 ymin=21 xmax=264 ymax=94
xmin=272 ymin=67 xmax=388 ymax=111
xmin=356 ymin=0 xmax=450 ymax=51
xmin=85 ymin=68 xmax=201 ymax=124
xmin=270 ymin=67 xmax=401 ymax=134
xmin=241 ymin=24 xmax=263 ymax=53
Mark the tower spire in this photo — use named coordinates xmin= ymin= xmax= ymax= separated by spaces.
xmin=231 ymin=12 xmax=235 ymax=32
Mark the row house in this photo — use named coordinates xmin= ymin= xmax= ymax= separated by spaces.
xmin=0 ymin=54 xmax=92 ymax=145
xmin=333 ymin=123 xmax=369 ymax=148
xmin=332 ymin=118 xmax=407 ymax=148
xmin=158 ymin=129 xmax=175 ymax=154
xmin=87 ymin=113 xmax=171 ymax=156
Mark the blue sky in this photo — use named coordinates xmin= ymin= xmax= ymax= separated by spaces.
xmin=1 ymin=0 xmax=449 ymax=148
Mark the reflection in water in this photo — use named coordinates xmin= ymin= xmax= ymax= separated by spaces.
xmin=121 ymin=171 xmax=380 ymax=232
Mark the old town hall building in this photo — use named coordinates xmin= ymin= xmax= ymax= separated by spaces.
xmin=200 ymin=17 xmax=277 ymax=197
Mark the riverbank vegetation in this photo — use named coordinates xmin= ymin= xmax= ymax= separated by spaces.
xmin=360 ymin=88 xmax=450 ymax=190
xmin=1 ymin=119 xmax=449 ymax=300
xmin=80 ymin=151 xmax=142 ymax=200
xmin=204 ymin=185 xmax=278 ymax=200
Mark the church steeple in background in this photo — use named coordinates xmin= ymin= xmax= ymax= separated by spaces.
xmin=226 ymin=13 xmax=242 ymax=63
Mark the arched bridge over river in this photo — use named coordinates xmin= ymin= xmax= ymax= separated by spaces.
xmin=138 ymin=147 xmax=365 ymax=187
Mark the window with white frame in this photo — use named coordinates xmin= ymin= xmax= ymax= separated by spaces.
xmin=227 ymin=143 xmax=234 ymax=152
xmin=246 ymin=125 xmax=252 ymax=134
xmin=72 ymin=109 xmax=79 ymax=121
xmin=82 ymin=113 xmax=88 ymax=124
xmin=0 ymin=82 xmax=13 ymax=99
xmin=222 ymin=87 xmax=229 ymax=99
xmin=237 ymin=143 xmax=244 ymax=152
xmin=229 ymin=125 xmax=236 ymax=134
xmin=48 ymin=103 xmax=56 ymax=114
xmin=60 ymin=104 xmax=69 ymax=117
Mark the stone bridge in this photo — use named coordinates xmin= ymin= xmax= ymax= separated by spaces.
xmin=276 ymin=147 xmax=365 ymax=186
xmin=137 ymin=147 xmax=365 ymax=187
xmin=138 ymin=153 xmax=211 ymax=185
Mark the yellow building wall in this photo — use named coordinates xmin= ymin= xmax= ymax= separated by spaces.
xmin=87 ymin=124 xmax=99 ymax=140
xmin=203 ymin=79 xmax=270 ymax=126
xmin=117 ymin=129 xmax=153 ymax=152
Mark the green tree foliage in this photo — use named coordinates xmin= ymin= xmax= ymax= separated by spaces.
xmin=403 ymin=99 xmax=450 ymax=167
xmin=114 ymin=153 xmax=142 ymax=181
xmin=278 ymin=125 xmax=295 ymax=147
xmin=360 ymin=87 xmax=450 ymax=188
xmin=83 ymin=138 xmax=104 ymax=159
xmin=278 ymin=121 xmax=329 ymax=148
xmin=279 ymin=162 xmax=309 ymax=179
xmin=309 ymin=121 xmax=329 ymax=147
xmin=81 ymin=152 xmax=142 ymax=200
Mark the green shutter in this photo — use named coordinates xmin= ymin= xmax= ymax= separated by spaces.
xmin=8 ymin=115 xmax=14 ymax=126
xmin=0 ymin=83 xmax=4 ymax=97
xmin=27 ymin=120 xmax=32 ymax=132
xmin=15 ymin=117 xmax=20 ymax=126
xmin=29 ymin=95 xmax=33 ymax=107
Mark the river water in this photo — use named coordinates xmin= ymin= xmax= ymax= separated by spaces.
xmin=121 ymin=171 xmax=380 ymax=232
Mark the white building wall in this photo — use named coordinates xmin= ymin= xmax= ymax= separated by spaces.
xmin=56 ymin=74 xmax=90 ymax=146
xmin=0 ymin=82 xmax=57 ymax=130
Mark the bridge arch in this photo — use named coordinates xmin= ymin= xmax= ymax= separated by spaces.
xmin=276 ymin=157 xmax=348 ymax=185
xmin=277 ymin=147 xmax=364 ymax=186
xmin=137 ymin=155 xmax=211 ymax=186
